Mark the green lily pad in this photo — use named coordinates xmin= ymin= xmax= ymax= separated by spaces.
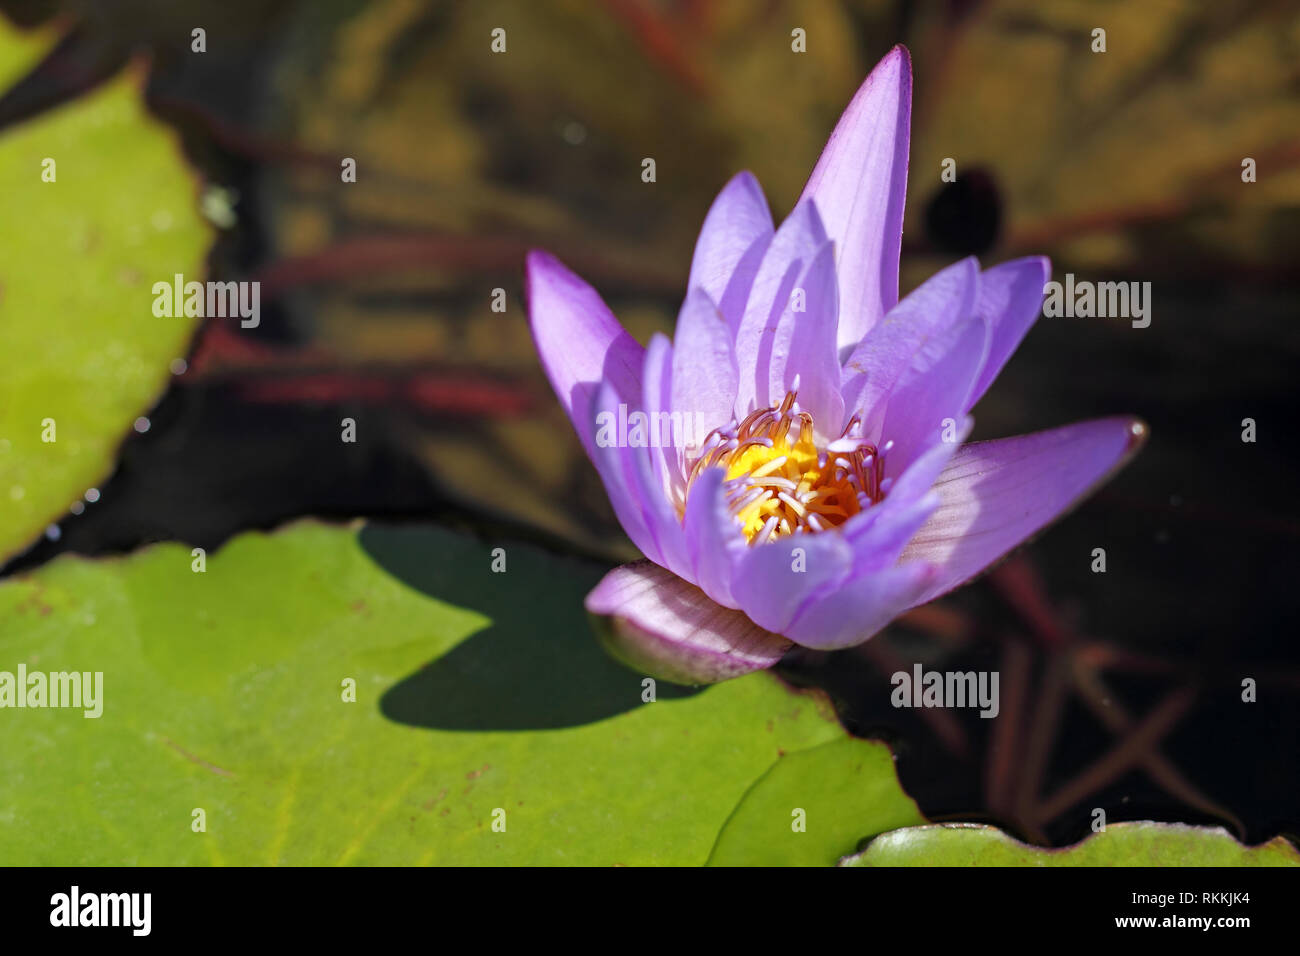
xmin=707 ymin=736 xmax=927 ymax=866
xmin=841 ymin=823 xmax=1300 ymax=867
xmin=0 ymin=23 xmax=209 ymax=563
xmin=0 ymin=520 xmax=864 ymax=865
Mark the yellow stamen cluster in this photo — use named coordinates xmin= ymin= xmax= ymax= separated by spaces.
xmin=685 ymin=390 xmax=887 ymax=545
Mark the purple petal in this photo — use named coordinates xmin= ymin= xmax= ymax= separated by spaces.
xmin=633 ymin=335 xmax=693 ymax=578
xmin=682 ymin=467 xmax=745 ymax=609
xmin=586 ymin=561 xmax=791 ymax=684
xmin=671 ymin=287 xmax=738 ymax=444
xmin=733 ymin=199 xmax=828 ymax=419
xmin=900 ymin=416 xmax=1149 ymax=605
xmin=641 ymin=330 xmax=683 ymax=496
xmin=878 ymin=317 xmax=988 ymax=479
xmin=767 ymin=240 xmax=844 ymax=438
xmin=868 ymin=415 xmax=973 ymax=515
xmin=687 ymin=171 xmax=775 ymax=330
xmin=840 ymin=256 xmax=979 ymax=436
xmin=783 ymin=561 xmax=937 ymax=650
xmin=590 ymin=373 xmax=692 ymax=581
xmin=965 ymin=256 xmax=1051 ymax=410
xmin=798 ymin=45 xmax=912 ymax=354
xmin=527 ymin=250 xmax=644 ymax=461
xmin=842 ymin=416 xmax=973 ymax=558
xmin=730 ymin=527 xmax=855 ymax=634
xmin=590 ymin=382 xmax=664 ymax=566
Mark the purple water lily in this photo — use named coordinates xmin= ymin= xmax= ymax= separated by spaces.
xmin=526 ymin=46 xmax=1145 ymax=684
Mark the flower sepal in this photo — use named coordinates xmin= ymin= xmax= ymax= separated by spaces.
xmin=586 ymin=561 xmax=792 ymax=685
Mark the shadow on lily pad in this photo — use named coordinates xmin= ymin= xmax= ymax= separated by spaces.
xmin=360 ymin=523 xmax=702 ymax=731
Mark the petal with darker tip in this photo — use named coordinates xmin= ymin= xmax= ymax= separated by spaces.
xmin=900 ymin=416 xmax=1149 ymax=606
xmin=586 ymin=561 xmax=792 ymax=685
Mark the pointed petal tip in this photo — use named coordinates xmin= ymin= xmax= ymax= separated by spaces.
xmin=1126 ymin=416 xmax=1150 ymax=449
xmin=999 ymin=252 xmax=1051 ymax=284
xmin=883 ymin=43 xmax=913 ymax=89
xmin=525 ymin=247 xmax=645 ymax=466
xmin=728 ymin=168 xmax=763 ymax=193
xmin=523 ymin=249 xmax=565 ymax=313
xmin=874 ymin=43 xmax=912 ymax=77
xmin=704 ymin=169 xmax=770 ymax=218
xmin=523 ymin=247 xmax=558 ymax=276
xmin=1025 ymin=255 xmax=1051 ymax=289
xmin=788 ymin=194 xmax=830 ymax=239
xmin=586 ymin=561 xmax=791 ymax=685
xmin=1095 ymin=415 xmax=1150 ymax=471
xmin=646 ymin=329 xmax=673 ymax=350
xmin=1121 ymin=416 xmax=1150 ymax=466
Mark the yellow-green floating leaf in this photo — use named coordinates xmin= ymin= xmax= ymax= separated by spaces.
xmin=0 ymin=521 xmax=857 ymax=865
xmin=0 ymin=22 xmax=209 ymax=562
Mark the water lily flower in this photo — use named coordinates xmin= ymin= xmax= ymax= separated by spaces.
xmin=526 ymin=45 xmax=1146 ymax=684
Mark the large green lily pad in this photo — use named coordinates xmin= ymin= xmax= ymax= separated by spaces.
xmin=5 ymin=520 xmax=1296 ymax=866
xmin=0 ymin=521 xmax=873 ymax=865
xmin=0 ymin=23 xmax=208 ymax=563
xmin=842 ymin=823 xmax=1300 ymax=867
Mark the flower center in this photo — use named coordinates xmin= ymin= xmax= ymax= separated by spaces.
xmin=685 ymin=390 xmax=888 ymax=545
